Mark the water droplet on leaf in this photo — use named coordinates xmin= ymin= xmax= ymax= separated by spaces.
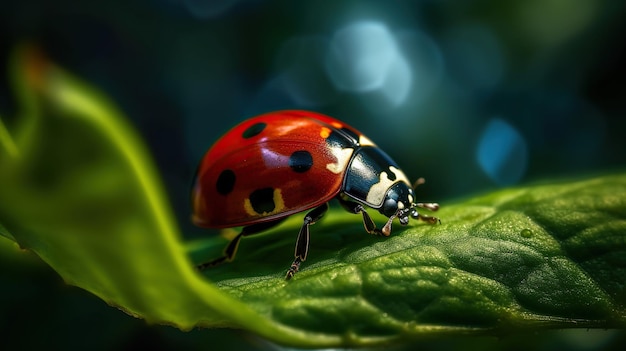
xmin=520 ymin=228 xmax=533 ymax=238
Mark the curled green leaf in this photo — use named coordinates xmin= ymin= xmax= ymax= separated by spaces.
xmin=0 ymin=46 xmax=624 ymax=348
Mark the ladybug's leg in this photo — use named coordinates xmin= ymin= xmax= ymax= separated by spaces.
xmin=286 ymin=202 xmax=329 ymax=280
xmin=410 ymin=203 xmax=441 ymax=224
xmin=412 ymin=211 xmax=440 ymax=224
xmin=197 ymin=219 xmax=285 ymax=271
xmin=338 ymin=198 xmax=393 ymax=236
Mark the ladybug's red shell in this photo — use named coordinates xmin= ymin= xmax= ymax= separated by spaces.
xmin=192 ymin=110 xmax=369 ymax=228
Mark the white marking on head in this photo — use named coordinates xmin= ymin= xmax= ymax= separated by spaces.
xmin=366 ymin=171 xmax=398 ymax=206
xmin=397 ymin=201 xmax=405 ymax=210
xmin=408 ymin=194 xmax=414 ymax=204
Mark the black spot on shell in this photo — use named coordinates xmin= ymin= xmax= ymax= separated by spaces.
xmin=387 ymin=167 xmax=397 ymax=181
xmin=289 ymin=150 xmax=313 ymax=173
xmin=249 ymin=188 xmax=275 ymax=214
xmin=216 ymin=169 xmax=236 ymax=195
xmin=242 ymin=122 xmax=267 ymax=139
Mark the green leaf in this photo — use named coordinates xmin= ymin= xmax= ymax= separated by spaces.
xmin=0 ymin=222 xmax=15 ymax=241
xmin=0 ymin=46 xmax=625 ymax=348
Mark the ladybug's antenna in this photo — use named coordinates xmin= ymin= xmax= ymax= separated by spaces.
xmin=412 ymin=177 xmax=426 ymax=190
xmin=411 ymin=177 xmax=439 ymax=211
xmin=409 ymin=176 xmax=440 ymax=223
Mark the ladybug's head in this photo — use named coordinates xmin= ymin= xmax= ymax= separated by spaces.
xmin=378 ymin=180 xmax=439 ymax=234
xmin=380 ymin=182 xmax=416 ymax=224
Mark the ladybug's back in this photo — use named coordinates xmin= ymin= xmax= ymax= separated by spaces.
xmin=192 ymin=111 xmax=363 ymax=228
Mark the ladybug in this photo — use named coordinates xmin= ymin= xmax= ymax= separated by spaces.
xmin=192 ymin=110 xmax=439 ymax=279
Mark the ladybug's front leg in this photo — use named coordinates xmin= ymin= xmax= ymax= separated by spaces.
xmin=286 ymin=203 xmax=329 ymax=280
xmin=338 ymin=198 xmax=392 ymax=236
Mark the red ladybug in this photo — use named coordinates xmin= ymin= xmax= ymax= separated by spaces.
xmin=192 ymin=110 xmax=439 ymax=279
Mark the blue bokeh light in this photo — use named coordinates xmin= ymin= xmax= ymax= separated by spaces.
xmin=377 ymin=54 xmax=412 ymax=107
xmin=476 ymin=118 xmax=528 ymax=185
xmin=395 ymin=30 xmax=444 ymax=107
xmin=325 ymin=21 xmax=398 ymax=92
xmin=325 ymin=20 xmax=413 ymax=109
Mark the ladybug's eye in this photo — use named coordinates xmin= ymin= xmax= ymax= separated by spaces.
xmin=410 ymin=208 xmax=420 ymax=219
xmin=382 ymin=198 xmax=398 ymax=217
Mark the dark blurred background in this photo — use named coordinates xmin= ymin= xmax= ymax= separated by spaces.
xmin=1 ymin=0 xmax=625 ymax=350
